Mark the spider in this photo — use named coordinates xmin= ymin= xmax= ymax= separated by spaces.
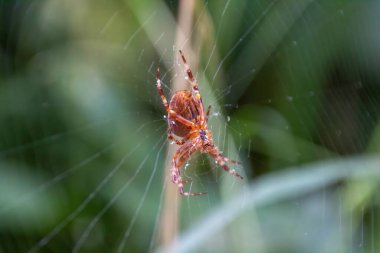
xmin=156 ymin=50 xmax=243 ymax=196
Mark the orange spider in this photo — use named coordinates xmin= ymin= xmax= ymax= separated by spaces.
xmin=156 ymin=50 xmax=243 ymax=196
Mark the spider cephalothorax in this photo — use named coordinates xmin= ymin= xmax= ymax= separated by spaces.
xmin=156 ymin=50 xmax=243 ymax=196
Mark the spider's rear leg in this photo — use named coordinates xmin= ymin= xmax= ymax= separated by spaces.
xmin=171 ymin=169 xmax=207 ymax=196
xmin=179 ymin=185 xmax=207 ymax=197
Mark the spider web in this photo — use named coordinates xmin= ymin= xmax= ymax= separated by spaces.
xmin=1 ymin=0 xmax=380 ymax=253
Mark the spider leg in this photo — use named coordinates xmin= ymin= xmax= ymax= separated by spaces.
xmin=178 ymin=51 xmax=201 ymax=100
xmin=169 ymin=110 xmax=195 ymax=127
xmin=210 ymin=148 xmax=243 ymax=179
xmin=171 ymin=143 xmax=194 ymax=185
xmin=171 ymin=143 xmax=207 ymax=196
xmin=221 ymin=156 xmax=241 ymax=165
xmin=156 ymin=67 xmax=169 ymax=112
xmin=156 ymin=67 xmax=196 ymax=128
xmin=206 ymin=105 xmax=211 ymax=122
xmin=167 ymin=127 xmax=191 ymax=146
xmin=179 ymin=50 xmax=206 ymax=124
xmin=175 ymin=145 xmax=198 ymax=184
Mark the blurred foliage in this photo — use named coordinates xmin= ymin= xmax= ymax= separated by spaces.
xmin=1 ymin=0 xmax=380 ymax=252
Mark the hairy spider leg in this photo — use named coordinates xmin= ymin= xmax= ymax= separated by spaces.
xmin=156 ymin=67 xmax=196 ymax=128
xmin=179 ymin=50 xmax=206 ymax=125
xmin=221 ymin=156 xmax=241 ymax=165
xmin=156 ymin=67 xmax=169 ymax=111
xmin=210 ymin=149 xmax=244 ymax=179
xmin=167 ymin=127 xmax=192 ymax=145
xmin=206 ymin=105 xmax=211 ymax=122
xmin=175 ymin=145 xmax=197 ymax=185
xmin=172 ymin=143 xmax=207 ymax=196
xmin=170 ymin=142 xmax=191 ymax=184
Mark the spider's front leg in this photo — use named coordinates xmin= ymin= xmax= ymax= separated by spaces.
xmin=210 ymin=149 xmax=244 ymax=179
xmin=171 ymin=143 xmax=207 ymax=196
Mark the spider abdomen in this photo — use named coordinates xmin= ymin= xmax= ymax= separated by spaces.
xmin=168 ymin=90 xmax=199 ymax=137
